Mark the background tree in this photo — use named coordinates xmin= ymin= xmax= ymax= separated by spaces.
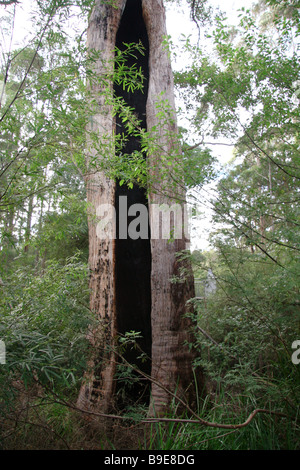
xmin=175 ymin=0 xmax=300 ymax=437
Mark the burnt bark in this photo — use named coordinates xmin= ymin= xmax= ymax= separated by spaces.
xmin=114 ymin=0 xmax=152 ymax=403
xmin=78 ymin=0 xmax=204 ymax=417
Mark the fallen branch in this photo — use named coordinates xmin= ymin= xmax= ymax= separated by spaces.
xmin=28 ymin=345 xmax=289 ymax=432
xmin=55 ymin=397 xmax=287 ymax=431
xmin=44 ymin=350 xmax=288 ymax=431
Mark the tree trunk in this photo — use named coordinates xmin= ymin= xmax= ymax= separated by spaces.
xmin=142 ymin=0 xmax=204 ymax=416
xmin=24 ymin=195 xmax=34 ymax=253
xmin=77 ymin=0 xmax=122 ymax=414
xmin=77 ymin=0 xmax=204 ymax=417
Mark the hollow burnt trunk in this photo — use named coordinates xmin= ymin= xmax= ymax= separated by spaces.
xmin=78 ymin=0 xmax=204 ymax=417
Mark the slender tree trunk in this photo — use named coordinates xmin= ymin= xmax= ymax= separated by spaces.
xmin=35 ymin=197 xmax=44 ymax=271
xmin=24 ymin=195 xmax=34 ymax=253
xmin=78 ymin=0 xmax=204 ymax=417
xmin=0 ymin=207 xmax=14 ymax=253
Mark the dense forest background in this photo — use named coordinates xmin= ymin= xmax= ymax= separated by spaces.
xmin=0 ymin=0 xmax=299 ymax=450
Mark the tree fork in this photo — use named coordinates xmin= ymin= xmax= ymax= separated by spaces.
xmin=78 ymin=0 xmax=205 ymax=417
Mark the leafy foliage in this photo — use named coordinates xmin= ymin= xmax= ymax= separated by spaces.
xmin=177 ymin=0 xmax=300 ymax=447
xmin=0 ymin=255 xmax=92 ymax=396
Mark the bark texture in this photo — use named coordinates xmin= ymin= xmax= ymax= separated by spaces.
xmin=78 ymin=0 xmax=204 ymax=417
xmin=77 ymin=1 xmax=124 ymax=414
xmin=142 ymin=0 xmax=203 ymax=415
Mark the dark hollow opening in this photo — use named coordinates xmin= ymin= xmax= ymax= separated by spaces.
xmin=114 ymin=0 xmax=152 ymax=407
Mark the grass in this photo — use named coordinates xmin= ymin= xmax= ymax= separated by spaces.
xmin=143 ymin=390 xmax=300 ymax=451
xmin=1 ymin=379 xmax=299 ymax=450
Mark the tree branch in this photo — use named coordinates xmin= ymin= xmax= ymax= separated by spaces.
xmin=0 ymin=13 xmax=53 ymax=124
xmin=0 ymin=1 xmax=20 ymax=5
xmin=28 ymin=351 xmax=288 ymax=432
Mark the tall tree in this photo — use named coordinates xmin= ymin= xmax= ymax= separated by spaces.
xmin=77 ymin=0 xmax=204 ymax=417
